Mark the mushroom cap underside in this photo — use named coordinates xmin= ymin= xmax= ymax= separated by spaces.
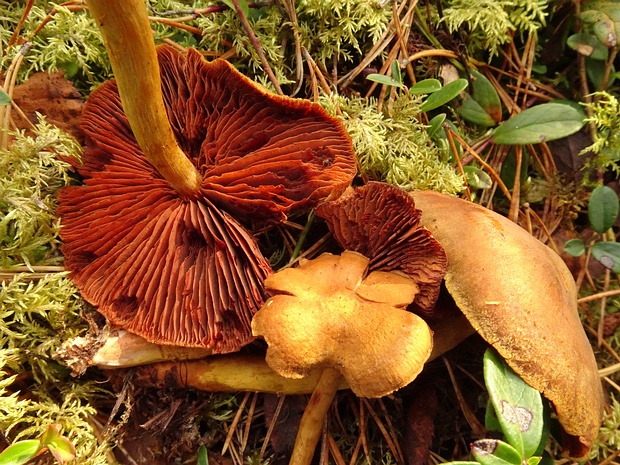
xmin=58 ymin=45 xmax=357 ymax=351
xmin=410 ymin=190 xmax=604 ymax=460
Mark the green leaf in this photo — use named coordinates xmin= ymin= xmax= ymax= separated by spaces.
xmin=588 ymin=185 xmax=619 ymax=233
xmin=499 ymin=150 xmax=529 ymax=190
xmin=0 ymin=90 xmax=11 ymax=106
xmin=366 ymin=73 xmax=404 ymax=89
xmin=567 ymin=33 xmax=610 ymax=60
xmin=471 ymin=439 xmax=523 ymax=465
xmin=458 ymin=70 xmax=502 ymax=126
xmin=420 ymin=79 xmax=468 ymax=112
xmin=427 ymin=113 xmax=446 ymax=139
xmin=464 ymin=166 xmax=492 ymax=189
xmin=197 ymin=445 xmax=209 ymax=465
xmin=391 ymin=60 xmax=402 ymax=86
xmin=221 ymin=0 xmax=249 ymax=18
xmin=0 ymin=440 xmax=42 ymax=465
xmin=410 ymin=78 xmax=442 ymax=95
xmin=483 ymin=349 xmax=546 ymax=458
xmin=40 ymin=425 xmax=76 ymax=464
xmin=592 ymin=241 xmax=620 ymax=272
xmin=492 ymin=102 xmax=586 ymax=145
xmin=563 ymin=238 xmax=586 ymax=257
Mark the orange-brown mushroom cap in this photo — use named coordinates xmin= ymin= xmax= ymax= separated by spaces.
xmin=57 ymin=45 xmax=356 ymax=352
xmin=252 ymin=251 xmax=433 ymax=398
xmin=411 ymin=190 xmax=604 ymax=459
xmin=315 ymin=182 xmax=447 ymax=314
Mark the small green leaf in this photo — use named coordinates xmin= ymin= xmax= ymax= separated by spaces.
xmin=0 ymin=440 xmax=42 ymax=465
xmin=410 ymin=78 xmax=442 ymax=95
xmin=567 ymin=33 xmax=610 ymax=60
xmin=221 ymin=0 xmax=249 ymax=18
xmin=484 ymin=349 xmax=546 ymax=458
xmin=420 ymin=79 xmax=468 ymax=112
xmin=391 ymin=60 xmax=402 ymax=86
xmin=458 ymin=70 xmax=502 ymax=126
xmin=527 ymin=456 xmax=542 ymax=465
xmin=366 ymin=73 xmax=404 ymax=89
xmin=40 ymin=425 xmax=76 ymax=464
xmin=563 ymin=238 xmax=586 ymax=257
xmin=197 ymin=445 xmax=209 ymax=465
xmin=427 ymin=113 xmax=446 ymax=139
xmin=0 ymin=89 xmax=11 ymax=106
xmin=471 ymin=439 xmax=523 ymax=465
xmin=492 ymin=102 xmax=586 ymax=145
xmin=464 ymin=166 xmax=492 ymax=189
xmin=592 ymin=241 xmax=620 ymax=272
xmin=588 ymin=185 xmax=619 ymax=233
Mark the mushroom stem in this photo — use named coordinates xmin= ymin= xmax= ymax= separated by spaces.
xmin=86 ymin=0 xmax=202 ymax=197
xmin=289 ymin=368 xmax=343 ymax=465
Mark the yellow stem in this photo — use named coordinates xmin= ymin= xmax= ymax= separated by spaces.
xmin=86 ymin=0 xmax=202 ymax=198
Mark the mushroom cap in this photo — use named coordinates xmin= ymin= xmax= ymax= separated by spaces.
xmin=58 ymin=45 xmax=356 ymax=352
xmin=315 ymin=182 xmax=447 ymax=314
xmin=410 ymin=190 xmax=604 ymax=459
xmin=251 ymin=250 xmax=433 ymax=398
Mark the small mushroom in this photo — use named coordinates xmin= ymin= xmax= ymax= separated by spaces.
xmin=252 ymin=250 xmax=433 ymax=464
xmin=410 ymin=190 xmax=604 ymax=459
xmin=58 ymin=0 xmax=356 ymax=352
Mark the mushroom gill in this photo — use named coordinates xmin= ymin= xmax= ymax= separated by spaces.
xmin=58 ymin=45 xmax=356 ymax=352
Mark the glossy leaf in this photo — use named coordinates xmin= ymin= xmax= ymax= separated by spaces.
xmin=391 ymin=60 xmax=403 ymax=86
xmin=472 ymin=439 xmax=522 ymax=465
xmin=492 ymin=102 xmax=586 ymax=145
xmin=427 ymin=113 xmax=447 ymax=139
xmin=464 ymin=166 xmax=492 ymax=189
xmin=0 ymin=440 xmax=41 ymax=465
xmin=420 ymin=79 xmax=468 ymax=112
xmin=458 ymin=70 xmax=502 ymax=126
xmin=588 ymin=185 xmax=619 ymax=233
xmin=483 ymin=349 xmax=546 ymax=458
xmin=197 ymin=445 xmax=209 ymax=465
xmin=563 ymin=238 xmax=586 ymax=257
xmin=410 ymin=78 xmax=442 ymax=95
xmin=366 ymin=73 xmax=404 ymax=89
xmin=0 ymin=90 xmax=10 ymax=106
xmin=221 ymin=0 xmax=249 ymax=18
xmin=39 ymin=425 xmax=76 ymax=464
xmin=592 ymin=241 xmax=620 ymax=272
xmin=567 ymin=33 xmax=609 ymax=60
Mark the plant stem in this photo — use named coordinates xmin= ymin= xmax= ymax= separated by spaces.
xmin=86 ymin=0 xmax=202 ymax=198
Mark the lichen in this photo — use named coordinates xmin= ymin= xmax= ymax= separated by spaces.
xmin=321 ymin=93 xmax=465 ymax=194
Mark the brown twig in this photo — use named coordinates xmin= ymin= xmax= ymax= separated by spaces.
xmin=231 ymin=0 xmax=283 ymax=95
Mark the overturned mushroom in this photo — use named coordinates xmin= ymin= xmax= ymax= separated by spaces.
xmin=252 ymin=250 xmax=433 ymax=464
xmin=58 ymin=0 xmax=356 ymax=352
xmin=410 ymin=190 xmax=604 ymax=459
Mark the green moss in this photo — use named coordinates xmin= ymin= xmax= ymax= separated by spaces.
xmin=591 ymin=395 xmax=620 ymax=460
xmin=441 ymin=0 xmax=549 ymax=58
xmin=321 ymin=93 xmax=465 ymax=194
xmin=581 ymin=92 xmax=620 ymax=182
xmin=0 ymin=119 xmax=81 ymax=269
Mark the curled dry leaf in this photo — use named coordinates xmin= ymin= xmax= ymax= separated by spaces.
xmin=410 ymin=190 xmax=604 ymax=460
xmin=252 ymin=250 xmax=433 ymax=398
xmin=58 ymin=45 xmax=356 ymax=352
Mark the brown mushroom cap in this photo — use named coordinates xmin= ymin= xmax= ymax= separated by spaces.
xmin=58 ymin=45 xmax=356 ymax=352
xmin=315 ymin=181 xmax=447 ymax=314
xmin=251 ymin=250 xmax=433 ymax=398
xmin=410 ymin=190 xmax=604 ymax=459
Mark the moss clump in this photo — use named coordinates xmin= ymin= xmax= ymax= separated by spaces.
xmin=321 ymin=93 xmax=464 ymax=194
xmin=0 ymin=119 xmax=81 ymax=269
xmin=441 ymin=0 xmax=549 ymax=58
xmin=581 ymin=92 xmax=620 ymax=182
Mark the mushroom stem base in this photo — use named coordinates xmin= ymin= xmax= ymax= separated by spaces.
xmin=289 ymin=367 xmax=343 ymax=465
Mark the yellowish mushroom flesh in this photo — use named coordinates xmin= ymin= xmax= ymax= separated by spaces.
xmin=411 ymin=190 xmax=604 ymax=459
xmin=252 ymin=250 xmax=433 ymax=398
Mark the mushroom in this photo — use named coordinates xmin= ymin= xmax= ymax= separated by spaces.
xmin=58 ymin=0 xmax=356 ymax=352
xmin=252 ymin=250 xmax=434 ymax=464
xmin=410 ymin=190 xmax=604 ymax=459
